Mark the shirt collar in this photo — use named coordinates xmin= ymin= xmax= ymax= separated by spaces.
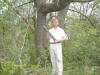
xmin=53 ymin=27 xmax=59 ymax=31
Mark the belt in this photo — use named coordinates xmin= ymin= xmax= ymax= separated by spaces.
xmin=50 ymin=42 xmax=61 ymax=44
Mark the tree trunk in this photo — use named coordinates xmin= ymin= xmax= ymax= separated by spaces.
xmin=35 ymin=11 xmax=47 ymax=57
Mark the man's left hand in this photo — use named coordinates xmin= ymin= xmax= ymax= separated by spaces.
xmin=55 ymin=40 xmax=60 ymax=43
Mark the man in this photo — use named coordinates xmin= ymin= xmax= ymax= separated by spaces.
xmin=48 ymin=18 xmax=68 ymax=75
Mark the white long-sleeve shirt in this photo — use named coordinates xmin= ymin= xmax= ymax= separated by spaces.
xmin=49 ymin=27 xmax=68 ymax=43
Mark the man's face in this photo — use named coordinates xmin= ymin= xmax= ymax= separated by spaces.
xmin=53 ymin=19 xmax=59 ymax=27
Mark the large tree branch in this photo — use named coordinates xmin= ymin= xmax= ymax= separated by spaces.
xmin=39 ymin=0 xmax=70 ymax=14
xmin=37 ymin=0 xmax=95 ymax=14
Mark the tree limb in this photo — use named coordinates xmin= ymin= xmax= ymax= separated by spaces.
xmin=39 ymin=0 xmax=70 ymax=14
xmin=13 ymin=0 xmax=34 ymax=34
xmin=68 ymin=8 xmax=95 ymax=27
xmin=17 ymin=1 xmax=33 ymax=7
xmin=37 ymin=0 xmax=95 ymax=14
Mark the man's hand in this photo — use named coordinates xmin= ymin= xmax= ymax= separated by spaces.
xmin=54 ymin=37 xmax=67 ymax=43
xmin=54 ymin=40 xmax=60 ymax=43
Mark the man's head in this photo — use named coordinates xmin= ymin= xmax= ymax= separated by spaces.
xmin=52 ymin=18 xmax=59 ymax=27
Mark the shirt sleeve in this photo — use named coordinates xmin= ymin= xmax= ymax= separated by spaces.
xmin=61 ymin=29 xmax=68 ymax=39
